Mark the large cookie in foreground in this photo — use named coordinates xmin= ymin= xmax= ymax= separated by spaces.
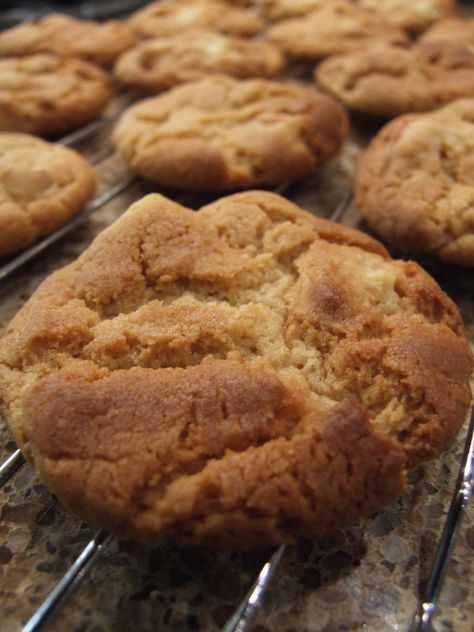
xmin=0 ymin=133 xmax=96 ymax=258
xmin=0 ymin=192 xmax=471 ymax=548
xmin=113 ymin=75 xmax=349 ymax=190
xmin=316 ymin=42 xmax=474 ymax=118
xmin=355 ymin=99 xmax=474 ymax=265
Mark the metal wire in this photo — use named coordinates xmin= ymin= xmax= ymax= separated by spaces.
xmin=222 ymin=545 xmax=286 ymax=632
xmin=22 ymin=530 xmax=114 ymax=632
xmin=329 ymin=189 xmax=353 ymax=222
xmin=57 ymin=116 xmax=117 ymax=148
xmin=0 ymin=448 xmax=24 ymax=487
xmin=409 ymin=403 xmax=474 ymax=632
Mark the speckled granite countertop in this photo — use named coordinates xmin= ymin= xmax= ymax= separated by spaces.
xmin=1 ymin=12 xmax=474 ymax=632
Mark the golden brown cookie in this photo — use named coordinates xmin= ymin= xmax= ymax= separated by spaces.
xmin=114 ymin=30 xmax=285 ymax=92
xmin=355 ymin=99 xmax=474 ymax=266
xmin=252 ymin=0 xmax=329 ymax=20
xmin=419 ymin=17 xmax=474 ymax=50
xmin=113 ymin=75 xmax=348 ymax=190
xmin=316 ymin=42 xmax=474 ymax=118
xmin=1 ymin=191 xmax=471 ymax=548
xmin=0 ymin=54 xmax=113 ymax=136
xmin=0 ymin=13 xmax=136 ymax=66
xmin=357 ymin=0 xmax=458 ymax=35
xmin=0 ymin=133 xmax=95 ymax=258
xmin=128 ymin=0 xmax=263 ymax=39
xmin=266 ymin=0 xmax=408 ymax=62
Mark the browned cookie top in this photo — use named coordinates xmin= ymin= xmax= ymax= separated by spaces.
xmin=0 ymin=54 xmax=113 ymax=136
xmin=316 ymin=42 xmax=474 ymax=117
xmin=0 ymin=191 xmax=471 ymax=548
xmin=0 ymin=13 xmax=136 ymax=66
xmin=0 ymin=133 xmax=96 ymax=258
xmin=355 ymin=99 xmax=474 ymax=265
xmin=114 ymin=30 xmax=285 ymax=92
xmin=357 ymin=0 xmax=458 ymax=35
xmin=266 ymin=0 xmax=408 ymax=62
xmin=113 ymin=75 xmax=349 ymax=190
xmin=129 ymin=0 xmax=263 ymax=39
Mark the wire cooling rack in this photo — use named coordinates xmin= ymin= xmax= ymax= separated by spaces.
xmin=0 ymin=98 xmax=473 ymax=632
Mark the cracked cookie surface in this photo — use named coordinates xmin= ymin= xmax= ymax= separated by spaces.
xmin=129 ymin=0 xmax=263 ymax=39
xmin=0 ymin=54 xmax=113 ymax=135
xmin=113 ymin=75 xmax=349 ymax=190
xmin=0 ymin=133 xmax=95 ymax=258
xmin=316 ymin=42 xmax=474 ymax=117
xmin=114 ymin=30 xmax=285 ymax=92
xmin=355 ymin=99 xmax=474 ymax=265
xmin=0 ymin=13 xmax=136 ymax=67
xmin=266 ymin=0 xmax=408 ymax=62
xmin=0 ymin=191 xmax=471 ymax=548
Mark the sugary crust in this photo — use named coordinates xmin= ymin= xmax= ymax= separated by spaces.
xmin=128 ymin=0 xmax=263 ymax=39
xmin=0 ymin=133 xmax=96 ymax=257
xmin=113 ymin=75 xmax=349 ymax=190
xmin=265 ymin=0 xmax=408 ymax=62
xmin=0 ymin=191 xmax=471 ymax=547
xmin=420 ymin=17 xmax=474 ymax=50
xmin=0 ymin=54 xmax=113 ymax=136
xmin=114 ymin=31 xmax=285 ymax=92
xmin=0 ymin=13 xmax=136 ymax=66
xmin=316 ymin=42 xmax=474 ymax=118
xmin=358 ymin=0 xmax=458 ymax=35
xmin=354 ymin=99 xmax=474 ymax=265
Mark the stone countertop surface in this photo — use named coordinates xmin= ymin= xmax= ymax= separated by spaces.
xmin=1 ymin=10 xmax=474 ymax=632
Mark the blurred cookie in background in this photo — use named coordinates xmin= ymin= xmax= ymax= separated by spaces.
xmin=356 ymin=0 xmax=458 ymax=35
xmin=266 ymin=0 xmax=408 ymax=62
xmin=0 ymin=54 xmax=113 ymax=136
xmin=114 ymin=30 xmax=285 ymax=92
xmin=355 ymin=99 xmax=474 ymax=265
xmin=419 ymin=16 xmax=474 ymax=50
xmin=316 ymin=42 xmax=474 ymax=117
xmin=0 ymin=13 xmax=136 ymax=66
xmin=128 ymin=0 xmax=263 ymax=40
xmin=0 ymin=132 xmax=95 ymax=257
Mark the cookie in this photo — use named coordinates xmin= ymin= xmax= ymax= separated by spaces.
xmin=251 ymin=0 xmax=330 ymax=21
xmin=316 ymin=42 xmax=474 ymax=118
xmin=0 ymin=54 xmax=113 ymax=136
xmin=1 ymin=191 xmax=471 ymax=548
xmin=419 ymin=17 xmax=474 ymax=50
xmin=266 ymin=0 xmax=408 ymax=62
xmin=113 ymin=75 xmax=348 ymax=190
xmin=128 ymin=0 xmax=263 ymax=39
xmin=355 ymin=99 xmax=474 ymax=266
xmin=114 ymin=30 xmax=285 ymax=92
xmin=357 ymin=0 xmax=458 ymax=35
xmin=0 ymin=133 xmax=96 ymax=258
xmin=0 ymin=13 xmax=136 ymax=67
